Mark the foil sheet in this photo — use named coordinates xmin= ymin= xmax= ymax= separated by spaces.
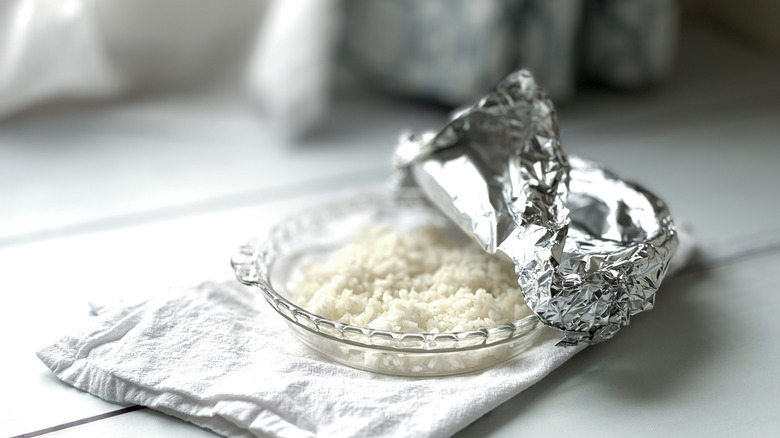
xmin=394 ymin=70 xmax=678 ymax=346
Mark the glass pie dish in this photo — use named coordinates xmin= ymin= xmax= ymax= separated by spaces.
xmin=231 ymin=190 xmax=545 ymax=376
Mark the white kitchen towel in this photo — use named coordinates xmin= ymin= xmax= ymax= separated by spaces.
xmin=37 ymin=228 xmax=694 ymax=438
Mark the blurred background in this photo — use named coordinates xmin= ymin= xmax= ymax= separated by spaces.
xmin=0 ymin=0 xmax=778 ymax=252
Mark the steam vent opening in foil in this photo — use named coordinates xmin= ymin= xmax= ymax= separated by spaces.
xmin=393 ymin=70 xmax=678 ymax=346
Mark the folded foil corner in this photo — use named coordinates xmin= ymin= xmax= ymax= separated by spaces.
xmin=394 ymin=70 xmax=678 ymax=346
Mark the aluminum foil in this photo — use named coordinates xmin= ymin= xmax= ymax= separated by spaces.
xmin=394 ymin=70 xmax=678 ymax=346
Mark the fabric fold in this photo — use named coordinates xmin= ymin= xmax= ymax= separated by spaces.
xmin=37 ymin=227 xmax=693 ymax=437
xmin=36 ymin=281 xmax=582 ymax=438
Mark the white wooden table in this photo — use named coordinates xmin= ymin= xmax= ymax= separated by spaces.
xmin=2 ymin=22 xmax=780 ymax=437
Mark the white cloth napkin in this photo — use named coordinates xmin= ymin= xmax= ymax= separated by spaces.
xmin=37 ymin=228 xmax=694 ymax=438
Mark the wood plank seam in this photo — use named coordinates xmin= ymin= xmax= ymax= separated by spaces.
xmin=9 ymin=406 xmax=144 ymax=438
xmin=0 ymin=166 xmax=385 ymax=250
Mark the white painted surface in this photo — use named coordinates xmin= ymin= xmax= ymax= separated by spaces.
xmin=2 ymin=21 xmax=780 ymax=438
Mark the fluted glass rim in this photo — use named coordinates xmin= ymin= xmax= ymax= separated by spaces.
xmin=231 ymin=190 xmax=542 ymax=353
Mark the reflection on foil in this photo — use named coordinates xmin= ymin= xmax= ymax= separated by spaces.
xmin=394 ymin=70 xmax=678 ymax=346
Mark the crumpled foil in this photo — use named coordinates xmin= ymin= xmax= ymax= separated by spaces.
xmin=394 ymin=70 xmax=678 ymax=346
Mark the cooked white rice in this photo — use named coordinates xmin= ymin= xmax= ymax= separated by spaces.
xmin=291 ymin=225 xmax=532 ymax=333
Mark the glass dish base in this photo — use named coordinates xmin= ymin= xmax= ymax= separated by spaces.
xmin=233 ymin=190 xmax=546 ymax=376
